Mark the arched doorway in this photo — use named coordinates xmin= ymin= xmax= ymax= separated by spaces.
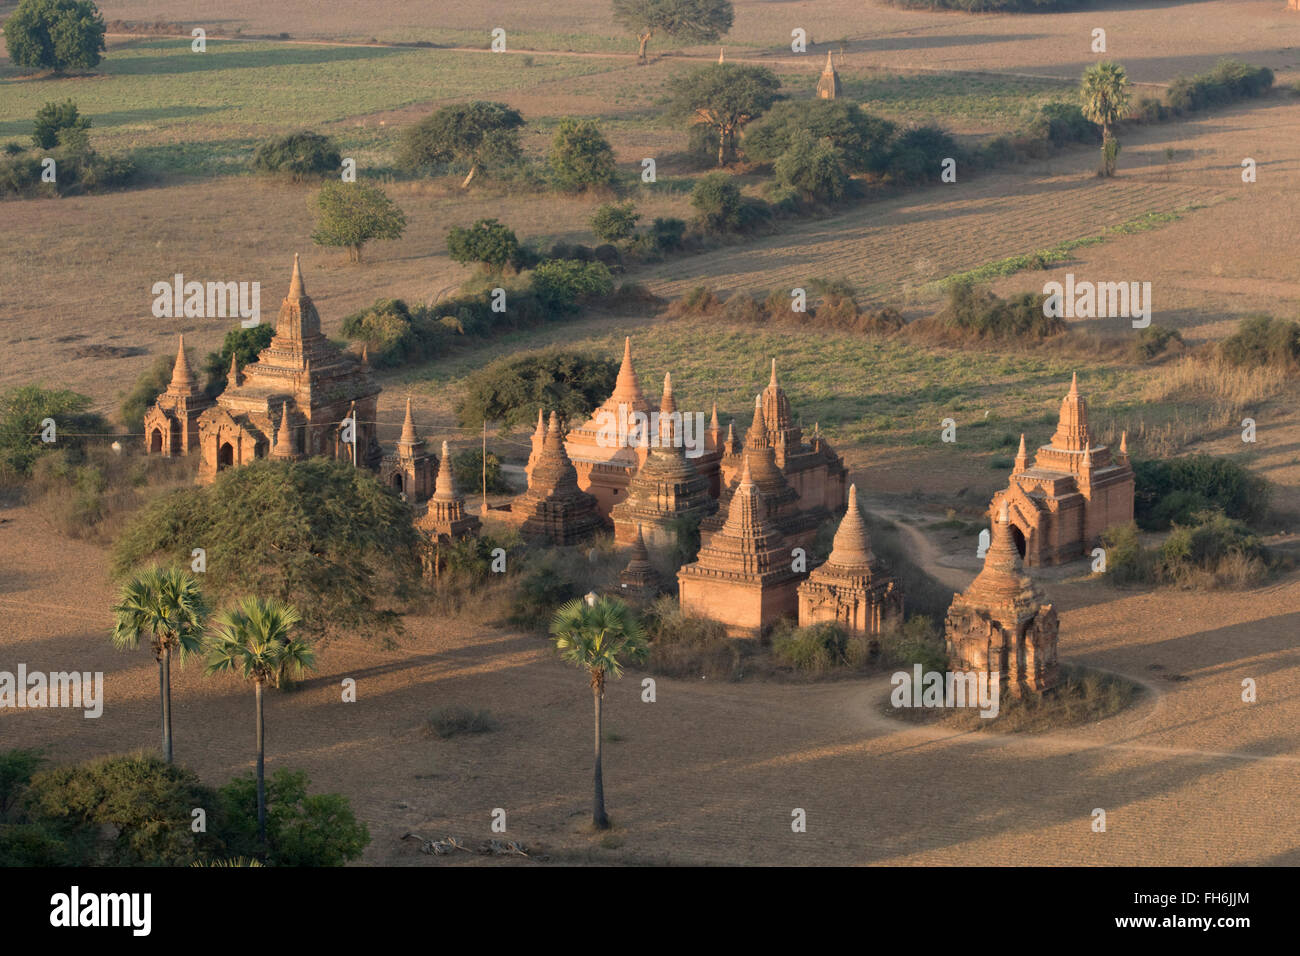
xmin=217 ymin=442 xmax=234 ymax=471
xmin=150 ymin=428 xmax=163 ymax=454
xmin=390 ymin=473 xmax=405 ymax=494
xmin=1010 ymin=524 xmax=1027 ymax=559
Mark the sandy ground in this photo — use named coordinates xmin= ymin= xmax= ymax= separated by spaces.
xmin=2 ymin=488 xmax=1297 ymax=866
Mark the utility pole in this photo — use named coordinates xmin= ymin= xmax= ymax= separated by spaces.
xmin=482 ymin=420 xmax=488 ymax=516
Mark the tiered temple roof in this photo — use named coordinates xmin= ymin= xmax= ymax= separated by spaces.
xmin=507 ymin=411 xmax=604 ymax=545
xmin=610 ymin=372 xmax=717 ymax=547
xmin=417 ymin=440 xmax=481 ymax=541
xmin=678 ymin=454 xmax=803 ymax=637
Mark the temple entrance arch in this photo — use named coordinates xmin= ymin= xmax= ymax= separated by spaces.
xmin=150 ymin=428 xmax=163 ymax=454
xmin=217 ymin=442 xmax=234 ymax=471
xmin=391 ymin=473 xmax=405 ymax=493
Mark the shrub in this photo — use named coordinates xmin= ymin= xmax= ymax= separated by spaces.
xmin=24 ymin=753 xmax=225 ymax=865
xmin=690 ymin=172 xmax=743 ymax=233
xmin=1218 ymin=314 xmax=1300 ymax=370
xmin=217 ymin=768 xmax=369 ymax=866
xmin=746 ymin=99 xmax=896 ymax=173
xmin=1131 ymin=324 xmax=1183 ymax=362
xmin=32 ymin=98 xmax=89 ymax=149
xmin=507 ymin=554 xmax=583 ymax=629
xmin=119 ymin=352 xmax=176 ymax=432
xmin=455 ymin=350 xmax=619 ymax=429
xmin=641 ymin=596 xmax=748 ymax=680
xmin=446 ymin=218 xmax=522 ymax=271
xmin=886 ymin=126 xmax=960 ymax=185
xmin=772 ymin=621 xmax=856 ymax=673
xmin=877 ymin=616 xmax=947 ymax=673
xmin=772 ymin=130 xmax=850 ymax=202
xmin=426 ymin=706 xmax=499 ymax=738
xmin=1165 ymin=60 xmax=1273 ymax=114
xmin=397 ymin=101 xmax=524 ymax=182
xmin=5 ymin=0 xmax=107 ymax=73
xmin=1133 ymin=456 xmax=1269 ymax=530
xmin=252 ymin=130 xmax=341 ymax=181
xmin=339 ymin=298 xmax=429 ymax=368
xmin=0 ymin=385 xmax=106 ymax=481
xmin=1100 ymin=522 xmax=1154 ymax=585
xmin=928 ymin=280 xmax=1063 ymax=340
xmin=590 ymin=201 xmax=640 ymax=242
xmin=201 ymin=323 xmax=275 ymax=391
xmin=651 ymin=217 xmax=687 ymax=252
xmin=547 ymin=117 xmax=617 ymax=192
xmin=530 ymin=258 xmax=615 ymax=311
xmin=452 ymin=448 xmax=510 ymax=495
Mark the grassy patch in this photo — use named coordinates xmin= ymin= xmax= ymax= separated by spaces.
xmin=426 ymin=706 xmax=499 ymax=738
xmin=931 ymin=205 xmax=1211 ymax=290
xmin=884 ymin=664 xmax=1143 ymax=733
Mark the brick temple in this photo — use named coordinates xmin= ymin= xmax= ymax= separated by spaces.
xmin=991 ymin=373 xmax=1134 ymax=566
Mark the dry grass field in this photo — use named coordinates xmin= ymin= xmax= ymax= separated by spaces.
xmin=3 ymin=0 xmax=1300 ymax=867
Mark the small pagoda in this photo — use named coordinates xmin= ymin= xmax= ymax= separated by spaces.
xmin=504 ymin=411 xmax=604 ymax=545
xmin=417 ymin=440 xmax=482 ymax=542
xmin=617 ymin=525 xmax=661 ymax=602
xmin=798 ymin=484 xmax=902 ymax=638
xmin=944 ymin=504 xmax=1061 ymax=697
xmin=380 ymin=398 xmax=435 ymax=501
xmin=142 ymin=335 xmax=214 ymax=456
xmin=816 ymin=50 xmax=841 ymax=100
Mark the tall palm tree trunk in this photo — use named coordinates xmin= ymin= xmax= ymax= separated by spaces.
xmin=161 ymin=645 xmax=174 ymax=763
xmin=255 ymin=680 xmax=267 ymax=844
xmin=592 ymin=681 xmax=608 ymax=829
xmin=157 ymin=658 xmax=167 ymax=757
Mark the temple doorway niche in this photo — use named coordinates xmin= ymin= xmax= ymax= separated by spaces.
xmin=217 ymin=442 xmax=235 ymax=471
xmin=390 ymin=473 xmax=405 ymax=493
xmin=170 ymin=419 xmax=181 ymax=453
xmin=1010 ymin=524 xmax=1027 ymax=558
xmin=150 ymin=428 xmax=163 ymax=454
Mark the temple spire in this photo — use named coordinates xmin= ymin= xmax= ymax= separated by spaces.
xmin=770 ymin=358 xmax=778 ymax=388
xmin=228 ymin=351 xmax=241 ymax=387
xmin=1014 ymin=433 xmax=1028 ymax=471
xmin=169 ymin=335 xmax=195 ymax=392
xmin=273 ymin=402 xmax=295 ymax=459
xmin=433 ymin=440 xmax=456 ymax=499
xmin=826 ymin=483 xmax=875 ymax=570
xmin=289 ymin=252 xmax=305 ymax=298
xmin=399 ymin=397 xmax=420 ymax=447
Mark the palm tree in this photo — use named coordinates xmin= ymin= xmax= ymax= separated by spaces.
xmin=1081 ymin=61 xmax=1132 ymax=177
xmin=205 ymin=597 xmax=315 ymax=844
xmin=110 ymin=566 xmax=208 ymax=763
xmin=549 ymin=594 xmax=648 ymax=830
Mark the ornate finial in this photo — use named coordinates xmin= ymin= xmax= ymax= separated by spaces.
xmin=289 ymin=253 xmax=305 ymax=297
xmin=738 ymin=452 xmax=753 ymax=487
xmin=1119 ymin=430 xmax=1128 ymax=456
xmin=1069 ymin=371 xmax=1078 ymax=396
xmin=170 ymin=335 xmax=193 ymax=389
xmin=769 ymin=358 xmax=778 ymax=388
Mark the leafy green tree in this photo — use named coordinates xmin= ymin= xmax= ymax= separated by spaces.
xmin=549 ymin=595 xmax=648 ymax=829
xmin=446 ymin=218 xmax=522 ymax=271
xmin=217 ymin=768 xmax=369 ymax=866
xmin=773 ymin=130 xmax=849 ymax=202
xmin=4 ymin=0 xmax=106 ymax=74
xmin=120 ymin=352 xmax=177 ymax=433
xmin=531 ymin=259 xmax=614 ymax=311
xmin=201 ymin=323 xmax=275 ymax=391
xmin=590 ymin=201 xmax=640 ymax=242
xmin=0 ymin=749 xmax=45 ymax=819
xmin=206 ymin=597 xmax=315 ymax=844
xmin=612 ymin=0 xmax=734 ymax=63
xmin=668 ymin=63 xmax=780 ymax=166
xmin=547 ymin=118 xmax=617 ymax=192
xmin=112 ymin=458 xmax=422 ymax=636
xmin=31 ymin=98 xmax=89 ymax=149
xmin=453 ymin=448 xmax=509 ymax=495
xmin=398 ymin=101 xmax=524 ymax=187
xmin=0 ymin=384 xmax=105 ymax=479
xmin=1080 ymin=61 xmax=1131 ymax=177
xmin=23 ymin=753 xmax=223 ymax=865
xmin=745 ymin=99 xmax=895 ymax=173
xmin=311 ymin=181 xmax=406 ymax=263
xmin=689 ymin=171 xmax=743 ymax=232
xmin=110 ymin=566 xmax=209 ymax=764
xmin=253 ymin=130 xmax=341 ymax=181
xmin=455 ymin=351 xmax=619 ymax=429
